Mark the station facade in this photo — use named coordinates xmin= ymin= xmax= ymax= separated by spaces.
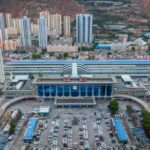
xmin=33 ymin=63 xmax=117 ymax=100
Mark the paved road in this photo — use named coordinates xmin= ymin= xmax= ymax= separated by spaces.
xmin=0 ymin=95 xmax=5 ymax=105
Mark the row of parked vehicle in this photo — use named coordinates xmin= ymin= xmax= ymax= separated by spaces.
xmin=62 ymin=119 xmax=73 ymax=150
xmin=79 ymin=117 xmax=90 ymax=150
xmin=93 ymin=116 xmax=107 ymax=150
xmin=48 ymin=119 xmax=60 ymax=149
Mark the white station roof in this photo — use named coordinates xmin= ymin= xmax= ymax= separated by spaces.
xmin=12 ymin=75 xmax=29 ymax=82
xmin=39 ymin=106 xmax=50 ymax=114
xmin=72 ymin=63 xmax=78 ymax=78
xmin=121 ymin=75 xmax=133 ymax=82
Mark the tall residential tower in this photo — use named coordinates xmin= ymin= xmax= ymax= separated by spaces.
xmin=38 ymin=16 xmax=47 ymax=49
xmin=0 ymin=30 xmax=3 ymax=49
xmin=63 ymin=16 xmax=71 ymax=37
xmin=20 ymin=16 xmax=32 ymax=47
xmin=0 ymin=49 xmax=5 ymax=83
xmin=5 ymin=13 xmax=12 ymax=28
xmin=76 ymin=14 xmax=93 ymax=45
xmin=0 ymin=13 xmax=5 ymax=40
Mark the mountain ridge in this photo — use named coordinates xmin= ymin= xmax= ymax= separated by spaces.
xmin=0 ymin=0 xmax=84 ymax=20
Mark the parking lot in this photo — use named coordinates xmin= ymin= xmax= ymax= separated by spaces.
xmin=3 ymin=99 xmax=150 ymax=150
xmin=25 ymin=108 xmax=118 ymax=150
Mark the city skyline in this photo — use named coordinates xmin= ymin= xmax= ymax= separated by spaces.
xmin=0 ymin=1 xmax=150 ymax=149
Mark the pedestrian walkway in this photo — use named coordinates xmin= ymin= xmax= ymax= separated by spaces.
xmin=0 ymin=96 xmax=36 ymax=117
xmin=113 ymin=94 xmax=150 ymax=112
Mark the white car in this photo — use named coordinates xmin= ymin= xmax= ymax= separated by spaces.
xmin=53 ymin=139 xmax=58 ymax=146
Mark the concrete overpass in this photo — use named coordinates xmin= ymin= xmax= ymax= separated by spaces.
xmin=113 ymin=94 xmax=150 ymax=112
xmin=0 ymin=94 xmax=150 ymax=118
xmin=0 ymin=96 xmax=36 ymax=118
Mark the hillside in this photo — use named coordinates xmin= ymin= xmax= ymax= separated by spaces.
xmin=0 ymin=0 xmax=84 ymax=20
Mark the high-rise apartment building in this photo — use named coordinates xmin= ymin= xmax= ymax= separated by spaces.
xmin=76 ymin=14 xmax=93 ymax=45
xmin=40 ymin=11 xmax=51 ymax=31
xmin=0 ymin=48 xmax=5 ymax=83
xmin=0 ymin=13 xmax=6 ymax=40
xmin=38 ymin=16 xmax=47 ymax=49
xmin=5 ymin=13 xmax=12 ymax=28
xmin=49 ymin=14 xmax=54 ymax=31
xmin=20 ymin=16 xmax=32 ymax=47
xmin=0 ymin=30 xmax=3 ymax=49
xmin=31 ymin=23 xmax=38 ymax=34
xmin=63 ymin=16 xmax=71 ymax=37
xmin=53 ymin=14 xmax=62 ymax=35
xmin=12 ymin=18 xmax=21 ymax=34
xmin=40 ymin=11 xmax=62 ymax=35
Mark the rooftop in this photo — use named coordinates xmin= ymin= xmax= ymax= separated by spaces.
xmin=5 ymin=79 xmax=34 ymax=91
xmin=114 ymin=78 xmax=147 ymax=92
xmin=6 ymin=59 xmax=150 ymax=65
xmin=39 ymin=106 xmax=50 ymax=114
xmin=121 ymin=75 xmax=133 ymax=82
xmin=113 ymin=118 xmax=128 ymax=142
xmin=72 ymin=63 xmax=78 ymax=78
xmin=12 ymin=75 xmax=29 ymax=83
xmin=24 ymin=118 xmax=38 ymax=141
xmin=33 ymin=76 xmax=117 ymax=84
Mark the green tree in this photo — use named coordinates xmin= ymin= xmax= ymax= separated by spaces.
xmin=81 ymin=46 xmax=87 ymax=51
xmin=63 ymin=52 xmax=68 ymax=59
xmin=131 ymin=46 xmax=135 ymax=51
xmin=147 ymin=46 xmax=150 ymax=55
xmin=126 ymin=105 xmax=133 ymax=112
xmin=78 ymin=47 xmax=81 ymax=51
xmin=32 ymin=53 xmax=41 ymax=59
xmin=17 ymin=109 xmax=22 ymax=121
xmin=41 ymin=48 xmax=47 ymax=55
xmin=29 ymin=73 xmax=34 ymax=80
xmin=142 ymin=109 xmax=150 ymax=136
xmin=108 ymin=99 xmax=119 ymax=115
xmin=107 ymin=52 xmax=112 ymax=56
xmin=9 ymin=120 xmax=16 ymax=135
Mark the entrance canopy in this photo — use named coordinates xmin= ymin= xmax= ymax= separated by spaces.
xmin=54 ymin=97 xmax=96 ymax=107
xmin=38 ymin=106 xmax=50 ymax=114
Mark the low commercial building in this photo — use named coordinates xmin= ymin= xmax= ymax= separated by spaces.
xmin=121 ymin=75 xmax=133 ymax=85
xmin=23 ymin=118 xmax=38 ymax=142
xmin=47 ymin=44 xmax=78 ymax=53
xmin=3 ymin=40 xmax=17 ymax=50
xmin=3 ymin=75 xmax=35 ymax=100
xmin=96 ymin=44 xmax=111 ymax=50
xmin=38 ymin=106 xmax=50 ymax=115
xmin=3 ymin=124 xmax=10 ymax=135
xmin=112 ymin=118 xmax=128 ymax=143
xmin=114 ymin=75 xmax=148 ymax=97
